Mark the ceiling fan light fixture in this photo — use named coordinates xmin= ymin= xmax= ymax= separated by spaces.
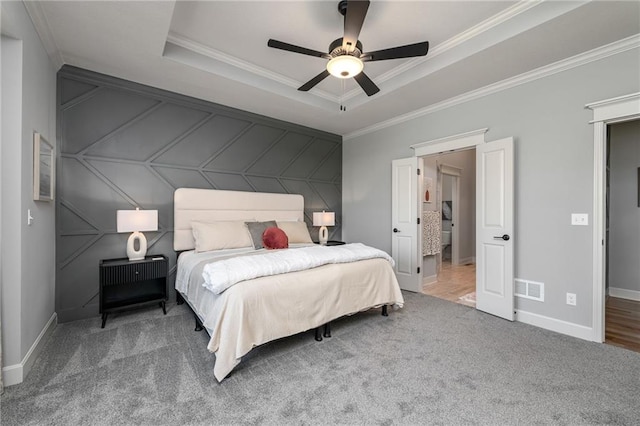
xmin=326 ymin=55 xmax=363 ymax=79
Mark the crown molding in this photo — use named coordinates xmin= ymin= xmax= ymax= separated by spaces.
xmin=164 ymin=34 xmax=346 ymax=112
xmin=23 ymin=1 xmax=64 ymax=70
xmin=353 ymin=0 xmax=543 ymax=92
xmin=344 ymin=35 xmax=640 ymax=140
xmin=343 ymin=0 xmax=589 ymax=109
xmin=164 ymin=1 xmax=589 ymax=111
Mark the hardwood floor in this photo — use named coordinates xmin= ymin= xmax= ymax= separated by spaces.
xmin=605 ymin=296 xmax=640 ymax=353
xmin=422 ymin=261 xmax=476 ymax=307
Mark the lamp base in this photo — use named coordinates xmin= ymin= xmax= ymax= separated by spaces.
xmin=127 ymin=231 xmax=147 ymax=261
xmin=319 ymin=226 xmax=328 ymax=246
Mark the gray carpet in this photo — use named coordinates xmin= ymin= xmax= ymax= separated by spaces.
xmin=2 ymin=292 xmax=639 ymax=425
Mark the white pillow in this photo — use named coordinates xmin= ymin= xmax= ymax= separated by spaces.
xmin=276 ymin=221 xmax=313 ymax=244
xmin=191 ymin=221 xmax=253 ymax=252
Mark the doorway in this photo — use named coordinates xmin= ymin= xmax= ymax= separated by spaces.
xmin=604 ymin=119 xmax=640 ymax=353
xmin=392 ymin=129 xmax=514 ymax=320
xmin=587 ymin=92 xmax=640 ymax=344
xmin=420 ymin=150 xmax=476 ymax=308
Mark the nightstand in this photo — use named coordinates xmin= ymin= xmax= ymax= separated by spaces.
xmin=316 ymin=240 xmax=346 ymax=246
xmin=99 ymin=255 xmax=168 ymax=328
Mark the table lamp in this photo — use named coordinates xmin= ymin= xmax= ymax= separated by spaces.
xmin=313 ymin=211 xmax=335 ymax=245
xmin=117 ymin=208 xmax=158 ymax=261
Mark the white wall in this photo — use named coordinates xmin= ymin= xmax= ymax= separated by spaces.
xmin=608 ymin=120 xmax=640 ymax=296
xmin=1 ymin=1 xmax=57 ymax=385
xmin=343 ymin=48 xmax=640 ymax=331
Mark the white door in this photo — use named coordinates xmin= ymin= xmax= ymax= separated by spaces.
xmin=476 ymin=137 xmax=515 ymax=320
xmin=391 ymin=157 xmax=422 ymax=292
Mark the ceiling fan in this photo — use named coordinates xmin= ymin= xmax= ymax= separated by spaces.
xmin=267 ymin=0 xmax=429 ymax=97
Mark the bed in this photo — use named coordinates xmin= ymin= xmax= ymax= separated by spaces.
xmin=173 ymin=188 xmax=404 ymax=381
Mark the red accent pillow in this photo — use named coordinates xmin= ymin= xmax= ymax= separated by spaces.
xmin=262 ymin=227 xmax=289 ymax=250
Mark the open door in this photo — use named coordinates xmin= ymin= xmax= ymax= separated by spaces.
xmin=476 ymin=137 xmax=514 ymax=320
xmin=391 ymin=157 xmax=422 ymax=292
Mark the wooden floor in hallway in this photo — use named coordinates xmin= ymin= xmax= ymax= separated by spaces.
xmin=606 ymin=296 xmax=640 ymax=354
xmin=422 ymin=260 xmax=476 ymax=307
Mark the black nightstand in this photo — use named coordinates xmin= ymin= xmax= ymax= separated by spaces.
xmin=316 ymin=240 xmax=346 ymax=246
xmin=99 ymin=255 xmax=168 ymax=328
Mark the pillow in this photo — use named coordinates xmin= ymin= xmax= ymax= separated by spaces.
xmin=276 ymin=221 xmax=313 ymax=244
xmin=262 ymin=227 xmax=289 ymax=250
xmin=245 ymin=221 xmax=277 ymax=249
xmin=191 ymin=221 xmax=253 ymax=253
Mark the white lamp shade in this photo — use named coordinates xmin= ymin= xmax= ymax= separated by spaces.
xmin=117 ymin=209 xmax=158 ymax=233
xmin=326 ymin=56 xmax=364 ymax=79
xmin=313 ymin=211 xmax=335 ymax=227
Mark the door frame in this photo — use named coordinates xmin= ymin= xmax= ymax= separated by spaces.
xmin=586 ymin=92 xmax=640 ymax=342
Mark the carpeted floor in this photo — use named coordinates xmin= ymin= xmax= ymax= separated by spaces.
xmin=2 ymin=292 xmax=639 ymax=425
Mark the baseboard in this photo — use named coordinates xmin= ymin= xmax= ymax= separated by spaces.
xmin=422 ymin=274 xmax=437 ymax=285
xmin=515 ymin=309 xmax=594 ymax=342
xmin=608 ymin=287 xmax=640 ymax=301
xmin=2 ymin=312 xmax=57 ymax=386
xmin=457 ymin=256 xmax=475 ymax=265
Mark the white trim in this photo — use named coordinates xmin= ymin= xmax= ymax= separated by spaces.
xmin=458 ymin=256 xmax=475 ymax=265
xmin=345 ymin=35 xmax=640 ymax=140
xmin=586 ymin=93 xmax=640 ymax=123
xmin=515 ymin=309 xmax=593 ymax=342
xmin=586 ymin=92 xmax=640 ymax=343
xmin=411 ymin=129 xmax=488 ymax=157
xmin=23 ymin=1 xmax=64 ymax=70
xmin=2 ymin=312 xmax=57 ymax=386
xmin=609 ymin=287 xmax=640 ymax=302
xmin=439 ymin=163 xmax=462 ymax=177
xmin=422 ymin=274 xmax=437 ymax=286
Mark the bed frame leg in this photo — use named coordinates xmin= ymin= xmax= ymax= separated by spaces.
xmin=314 ymin=327 xmax=323 ymax=342
xmin=176 ymin=291 xmax=184 ymax=305
xmin=382 ymin=305 xmax=388 ymax=316
xmin=194 ymin=315 xmax=204 ymax=332
xmin=323 ymin=322 xmax=331 ymax=338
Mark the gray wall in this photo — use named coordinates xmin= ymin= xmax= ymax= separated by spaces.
xmin=1 ymin=1 xmax=57 ymax=373
xmin=57 ymin=66 xmax=342 ymax=323
xmin=343 ymin=48 xmax=640 ymax=328
xmin=608 ymin=119 xmax=640 ymax=294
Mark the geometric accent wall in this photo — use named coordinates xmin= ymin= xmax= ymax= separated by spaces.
xmin=56 ymin=66 xmax=342 ymax=322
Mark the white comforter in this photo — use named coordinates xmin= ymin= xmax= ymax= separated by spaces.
xmin=176 ymin=245 xmax=405 ymax=382
xmin=202 ymin=243 xmax=395 ymax=294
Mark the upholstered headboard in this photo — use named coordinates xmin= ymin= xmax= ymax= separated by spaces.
xmin=173 ymin=188 xmax=305 ymax=251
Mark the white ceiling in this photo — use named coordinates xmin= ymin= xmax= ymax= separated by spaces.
xmin=23 ymin=1 xmax=640 ymax=137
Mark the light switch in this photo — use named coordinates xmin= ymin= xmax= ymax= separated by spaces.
xmin=571 ymin=213 xmax=588 ymax=226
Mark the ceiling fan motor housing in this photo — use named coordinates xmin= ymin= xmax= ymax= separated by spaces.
xmin=329 ymin=38 xmax=363 ymax=58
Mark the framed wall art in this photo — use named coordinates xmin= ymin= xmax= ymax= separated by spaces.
xmin=33 ymin=132 xmax=54 ymax=201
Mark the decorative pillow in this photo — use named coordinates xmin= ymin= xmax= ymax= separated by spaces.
xmin=245 ymin=221 xmax=277 ymax=249
xmin=191 ymin=221 xmax=253 ymax=253
xmin=262 ymin=227 xmax=289 ymax=250
xmin=276 ymin=221 xmax=313 ymax=244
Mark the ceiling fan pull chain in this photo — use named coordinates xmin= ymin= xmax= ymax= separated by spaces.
xmin=340 ymin=79 xmax=346 ymax=112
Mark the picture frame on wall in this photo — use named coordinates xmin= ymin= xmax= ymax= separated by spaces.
xmin=33 ymin=132 xmax=54 ymax=201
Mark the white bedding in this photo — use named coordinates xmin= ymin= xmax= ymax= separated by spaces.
xmin=176 ymin=245 xmax=404 ymax=382
xmin=202 ymin=243 xmax=395 ymax=294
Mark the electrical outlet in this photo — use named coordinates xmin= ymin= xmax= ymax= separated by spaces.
xmin=571 ymin=213 xmax=588 ymax=226
xmin=566 ymin=293 xmax=577 ymax=306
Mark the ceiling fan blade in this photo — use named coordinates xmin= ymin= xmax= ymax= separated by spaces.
xmin=361 ymin=41 xmax=429 ymax=62
xmin=343 ymin=0 xmax=370 ymax=52
xmin=353 ymin=71 xmax=380 ymax=96
xmin=268 ymin=39 xmax=330 ymax=59
xmin=298 ymin=70 xmax=331 ymax=92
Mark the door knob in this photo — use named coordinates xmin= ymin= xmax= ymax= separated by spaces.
xmin=493 ymin=234 xmax=510 ymax=241
xmin=393 ymin=228 xmax=400 ymax=233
